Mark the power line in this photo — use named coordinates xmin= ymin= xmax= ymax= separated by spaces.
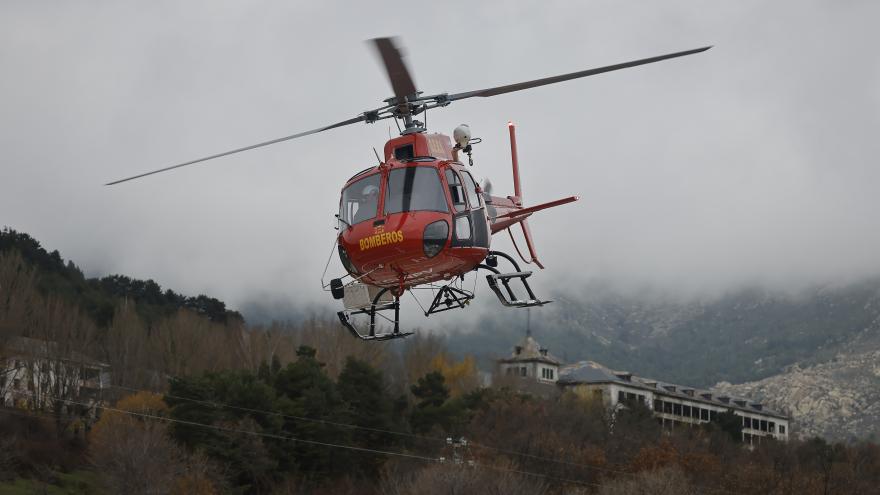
xmin=110 ymin=383 xmax=445 ymax=445
xmin=113 ymin=382 xmax=629 ymax=475
xmin=5 ymin=390 xmax=604 ymax=490
xmin=3 ymin=389 xmax=735 ymax=494
xmin=9 ymin=390 xmax=437 ymax=463
xmin=106 ymin=383 xmax=735 ymax=494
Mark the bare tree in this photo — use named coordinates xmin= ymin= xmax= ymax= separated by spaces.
xmin=379 ymin=461 xmax=547 ymax=495
xmin=0 ymin=252 xmax=39 ymax=404
xmin=598 ymin=467 xmax=697 ymax=495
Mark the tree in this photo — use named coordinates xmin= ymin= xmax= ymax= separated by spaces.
xmin=429 ymin=352 xmax=479 ymax=397
xmin=337 ymin=357 xmax=396 ymax=475
xmin=598 ymin=467 xmax=697 ymax=495
xmin=410 ymin=371 xmax=466 ymax=434
xmin=712 ymin=409 xmax=743 ymax=444
xmin=166 ymin=371 xmax=280 ymax=492
xmin=91 ymin=392 xmax=223 ymax=495
xmin=273 ymin=346 xmax=351 ymax=478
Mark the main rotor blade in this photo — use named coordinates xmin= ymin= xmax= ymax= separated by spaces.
xmin=105 ymin=115 xmax=366 ymax=185
xmin=448 ymin=46 xmax=711 ymax=101
xmin=371 ymin=37 xmax=418 ymax=100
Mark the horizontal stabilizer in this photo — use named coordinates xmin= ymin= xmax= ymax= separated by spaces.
xmin=491 ymin=195 xmax=579 ymax=221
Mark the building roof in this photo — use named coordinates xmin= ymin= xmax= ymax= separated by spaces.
xmin=3 ymin=336 xmax=109 ymax=368
xmin=498 ymin=335 xmax=561 ymax=366
xmin=558 ymin=360 xmax=788 ymax=420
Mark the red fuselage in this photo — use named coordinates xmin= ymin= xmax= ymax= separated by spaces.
xmin=337 ymin=133 xmax=495 ymax=292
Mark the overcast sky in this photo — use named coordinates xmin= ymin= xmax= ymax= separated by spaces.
xmin=2 ymin=1 xmax=879 ymax=321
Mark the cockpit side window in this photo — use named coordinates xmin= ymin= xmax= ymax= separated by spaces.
xmin=461 ymin=171 xmax=482 ymax=208
xmin=385 ymin=167 xmax=449 ymax=214
xmin=340 ymin=173 xmax=381 ymax=226
xmin=445 ymin=169 xmax=467 ymax=212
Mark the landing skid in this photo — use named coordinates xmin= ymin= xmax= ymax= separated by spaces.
xmin=334 ymin=250 xmax=549 ymax=341
xmin=480 ymin=251 xmax=551 ymax=308
xmin=336 ymin=288 xmax=414 ymax=341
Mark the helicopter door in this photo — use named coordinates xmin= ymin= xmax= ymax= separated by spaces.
xmin=445 ymin=169 xmax=468 ymax=213
xmin=450 ymin=170 xmax=489 ymax=249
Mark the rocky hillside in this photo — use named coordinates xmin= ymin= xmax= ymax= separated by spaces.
xmin=712 ymin=318 xmax=880 ymax=441
xmin=713 ymin=350 xmax=880 ymax=441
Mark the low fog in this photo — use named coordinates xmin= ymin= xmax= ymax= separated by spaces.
xmin=2 ymin=1 xmax=879 ymax=321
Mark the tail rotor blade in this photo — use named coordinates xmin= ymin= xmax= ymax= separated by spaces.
xmin=105 ymin=115 xmax=366 ymax=185
xmin=448 ymin=46 xmax=711 ymax=101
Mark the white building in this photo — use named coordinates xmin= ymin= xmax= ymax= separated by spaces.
xmin=494 ymin=333 xmax=562 ymax=398
xmin=497 ymin=333 xmax=561 ymax=383
xmin=495 ymin=334 xmax=790 ymax=444
xmin=558 ymin=361 xmax=790 ymax=444
xmin=1 ymin=336 xmax=110 ymax=417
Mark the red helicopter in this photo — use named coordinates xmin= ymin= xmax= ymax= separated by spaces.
xmin=108 ymin=38 xmax=709 ymax=341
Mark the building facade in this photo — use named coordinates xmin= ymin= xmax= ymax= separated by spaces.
xmin=558 ymin=361 xmax=789 ymax=444
xmin=1 ymin=337 xmax=110 ymax=418
xmin=497 ymin=334 xmax=561 ymax=383
xmin=495 ymin=335 xmax=790 ymax=444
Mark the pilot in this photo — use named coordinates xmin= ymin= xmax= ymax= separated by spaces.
xmin=352 ymin=184 xmax=380 ymax=224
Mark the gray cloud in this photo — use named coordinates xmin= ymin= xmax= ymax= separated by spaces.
xmin=2 ymin=0 xmax=878 ymax=318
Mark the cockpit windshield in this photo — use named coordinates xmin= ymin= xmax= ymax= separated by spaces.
xmin=340 ymin=173 xmax=381 ymax=226
xmin=385 ymin=167 xmax=449 ymax=214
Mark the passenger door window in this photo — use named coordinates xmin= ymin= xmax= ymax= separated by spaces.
xmin=445 ymin=169 xmax=467 ymax=212
xmin=461 ymin=171 xmax=482 ymax=209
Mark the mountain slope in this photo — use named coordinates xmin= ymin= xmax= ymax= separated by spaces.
xmin=450 ymin=280 xmax=880 ymax=387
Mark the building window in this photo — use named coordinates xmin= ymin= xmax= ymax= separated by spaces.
xmin=779 ymin=425 xmax=786 ymax=434
xmin=549 ymin=369 xmax=554 ymax=380
xmin=638 ymin=394 xmax=645 ymax=404
xmin=673 ymin=404 xmax=682 ymax=416
xmin=760 ymin=420 xmax=768 ymax=432
xmin=654 ymin=399 xmax=662 ymax=412
xmin=743 ymin=417 xmax=750 ymax=428
xmin=769 ymin=422 xmax=775 ymax=433
xmin=618 ymin=391 xmax=625 ymax=403
xmin=520 ymin=367 xmax=526 ymax=377
xmin=664 ymin=402 xmax=673 ymax=414
xmin=701 ymin=409 xmax=709 ymax=421
xmin=683 ymin=405 xmax=691 ymax=417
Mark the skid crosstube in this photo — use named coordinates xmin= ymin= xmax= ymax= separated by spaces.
xmin=425 ymin=284 xmax=474 ymax=316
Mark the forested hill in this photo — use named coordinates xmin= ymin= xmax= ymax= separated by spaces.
xmin=0 ymin=228 xmax=242 ymax=327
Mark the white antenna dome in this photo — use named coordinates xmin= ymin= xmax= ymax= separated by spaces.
xmin=453 ymin=124 xmax=471 ymax=148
